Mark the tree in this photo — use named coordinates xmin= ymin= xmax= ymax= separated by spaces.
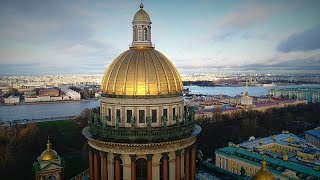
xmin=240 ymin=166 xmax=246 ymax=176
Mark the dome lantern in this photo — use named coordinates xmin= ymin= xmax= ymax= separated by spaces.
xmin=131 ymin=3 xmax=153 ymax=48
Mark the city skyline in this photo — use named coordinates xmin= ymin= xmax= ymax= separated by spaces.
xmin=1 ymin=0 xmax=320 ymax=75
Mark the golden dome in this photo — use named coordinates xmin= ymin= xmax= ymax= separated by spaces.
xmin=101 ymin=48 xmax=183 ymax=97
xmin=254 ymin=160 xmax=275 ymax=180
xmin=133 ymin=3 xmax=150 ymax=22
xmin=40 ymin=138 xmax=58 ymax=161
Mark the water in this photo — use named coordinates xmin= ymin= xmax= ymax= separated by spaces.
xmin=0 ymin=100 xmax=99 ymax=121
xmin=185 ymin=84 xmax=320 ymax=97
xmin=1 ymin=84 xmax=320 ymax=121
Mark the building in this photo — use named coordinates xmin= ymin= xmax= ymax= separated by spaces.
xmin=4 ymin=95 xmax=20 ymax=104
xmin=305 ymin=127 xmax=320 ymax=148
xmin=240 ymin=81 xmax=253 ymax=110
xmin=215 ymin=131 xmax=320 ymax=179
xmin=268 ymin=87 xmax=320 ymax=103
xmin=33 ymin=138 xmax=64 ymax=180
xmin=39 ymin=88 xmax=60 ymax=97
xmin=60 ymin=88 xmax=81 ymax=100
xmin=82 ymin=3 xmax=199 ymax=180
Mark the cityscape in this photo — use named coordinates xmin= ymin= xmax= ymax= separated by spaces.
xmin=1 ymin=1 xmax=320 ymax=180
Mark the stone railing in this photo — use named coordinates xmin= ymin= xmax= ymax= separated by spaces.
xmin=89 ymin=121 xmax=194 ymax=142
xmin=69 ymin=168 xmax=89 ymax=180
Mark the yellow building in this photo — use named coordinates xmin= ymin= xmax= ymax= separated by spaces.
xmin=82 ymin=3 xmax=199 ymax=180
xmin=215 ymin=132 xmax=320 ymax=179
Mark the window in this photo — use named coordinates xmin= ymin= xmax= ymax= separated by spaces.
xmin=108 ymin=108 xmax=111 ymax=118
xmin=179 ymin=106 xmax=181 ymax=117
xmin=136 ymin=158 xmax=147 ymax=180
xmin=138 ymin=28 xmax=142 ymax=40
xmin=139 ymin=110 xmax=145 ymax=123
xmin=152 ymin=109 xmax=157 ymax=123
xmin=46 ymin=175 xmax=57 ymax=180
xmin=163 ymin=109 xmax=167 ymax=118
xmin=127 ymin=110 xmax=132 ymax=123
xmin=116 ymin=109 xmax=121 ymax=118
xmin=144 ymin=28 xmax=148 ymax=41
xmin=172 ymin=107 xmax=176 ymax=117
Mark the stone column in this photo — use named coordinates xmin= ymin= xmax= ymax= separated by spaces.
xmin=89 ymin=148 xmax=94 ymax=180
xmin=114 ymin=154 xmax=121 ymax=180
xmin=100 ymin=152 xmax=108 ymax=180
xmin=162 ymin=153 xmax=169 ymax=180
xmin=147 ymin=154 xmax=153 ymax=180
xmin=175 ymin=150 xmax=181 ymax=180
xmin=130 ymin=154 xmax=136 ymax=180
xmin=184 ymin=148 xmax=190 ymax=180
xmin=191 ymin=145 xmax=196 ymax=180
xmin=94 ymin=150 xmax=100 ymax=180
xmin=107 ymin=153 xmax=114 ymax=180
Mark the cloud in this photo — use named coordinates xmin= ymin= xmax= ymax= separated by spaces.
xmin=277 ymin=24 xmax=320 ymax=52
xmin=218 ymin=3 xmax=273 ymax=29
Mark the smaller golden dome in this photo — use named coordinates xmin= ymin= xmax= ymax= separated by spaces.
xmin=40 ymin=137 xmax=58 ymax=161
xmin=254 ymin=160 xmax=275 ymax=180
xmin=133 ymin=4 xmax=150 ymax=22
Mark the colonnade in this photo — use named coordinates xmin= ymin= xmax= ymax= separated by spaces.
xmin=88 ymin=145 xmax=196 ymax=180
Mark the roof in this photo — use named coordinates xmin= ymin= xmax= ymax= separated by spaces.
xmin=216 ymin=146 xmax=320 ymax=177
xmin=306 ymin=129 xmax=320 ymax=139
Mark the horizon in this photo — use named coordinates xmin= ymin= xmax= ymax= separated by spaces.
xmin=1 ymin=0 xmax=320 ymax=75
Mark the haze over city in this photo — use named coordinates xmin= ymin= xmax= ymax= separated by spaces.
xmin=1 ymin=0 xmax=320 ymax=75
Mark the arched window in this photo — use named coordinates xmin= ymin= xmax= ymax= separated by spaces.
xmin=134 ymin=27 xmax=137 ymax=41
xmin=114 ymin=156 xmax=123 ymax=179
xmin=46 ymin=175 xmax=57 ymax=180
xmin=144 ymin=28 xmax=148 ymax=41
xmin=138 ymin=28 xmax=142 ymax=40
xmin=159 ymin=156 xmax=169 ymax=180
xmin=136 ymin=158 xmax=147 ymax=180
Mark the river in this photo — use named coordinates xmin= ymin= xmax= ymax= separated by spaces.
xmin=1 ymin=84 xmax=320 ymax=121
xmin=0 ymin=100 xmax=100 ymax=122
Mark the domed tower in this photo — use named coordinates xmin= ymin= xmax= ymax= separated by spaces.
xmin=83 ymin=3 xmax=199 ymax=180
xmin=33 ymin=138 xmax=64 ymax=180
xmin=253 ymin=159 xmax=274 ymax=180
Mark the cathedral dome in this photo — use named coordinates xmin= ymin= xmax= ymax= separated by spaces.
xmin=40 ymin=139 xmax=59 ymax=161
xmin=101 ymin=48 xmax=183 ymax=97
xmin=133 ymin=3 xmax=150 ymax=22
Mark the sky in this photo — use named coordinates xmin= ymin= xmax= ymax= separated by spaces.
xmin=0 ymin=0 xmax=320 ymax=75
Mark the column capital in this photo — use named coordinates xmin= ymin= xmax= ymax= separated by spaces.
xmin=114 ymin=153 xmax=121 ymax=161
xmin=130 ymin=154 xmax=136 ymax=161
xmin=162 ymin=152 xmax=169 ymax=159
xmin=146 ymin=154 xmax=153 ymax=160
xmin=175 ymin=150 xmax=182 ymax=156
xmin=100 ymin=151 xmax=107 ymax=158
xmin=184 ymin=147 xmax=190 ymax=153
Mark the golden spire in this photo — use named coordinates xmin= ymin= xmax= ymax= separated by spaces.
xmin=46 ymin=136 xmax=52 ymax=150
xmin=245 ymin=78 xmax=249 ymax=96
xmin=139 ymin=1 xmax=144 ymax=9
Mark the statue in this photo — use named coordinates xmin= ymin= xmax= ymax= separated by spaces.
xmin=94 ymin=114 xmax=99 ymax=125
xmin=89 ymin=110 xmax=94 ymax=124
xmin=162 ymin=116 xmax=167 ymax=128
xmin=130 ymin=116 xmax=135 ymax=129
xmin=115 ymin=116 xmax=120 ymax=130
xmin=190 ymin=107 xmax=195 ymax=122
xmin=146 ymin=117 xmax=152 ymax=129
xmin=102 ymin=116 xmax=107 ymax=128
xmin=174 ymin=115 xmax=179 ymax=125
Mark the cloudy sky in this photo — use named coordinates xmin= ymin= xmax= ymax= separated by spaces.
xmin=0 ymin=0 xmax=320 ymax=75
